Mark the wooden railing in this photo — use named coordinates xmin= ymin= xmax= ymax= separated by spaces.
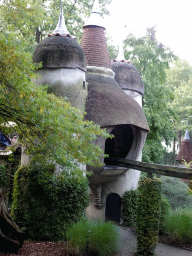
xmin=106 ymin=158 xmax=192 ymax=179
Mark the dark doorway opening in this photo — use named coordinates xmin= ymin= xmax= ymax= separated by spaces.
xmin=105 ymin=193 xmax=121 ymax=223
xmin=104 ymin=124 xmax=134 ymax=164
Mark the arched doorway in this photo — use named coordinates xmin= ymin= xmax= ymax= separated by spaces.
xmin=105 ymin=193 xmax=121 ymax=223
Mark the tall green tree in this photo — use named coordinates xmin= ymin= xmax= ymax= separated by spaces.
xmin=0 ymin=0 xmax=112 ymax=169
xmin=1 ymin=0 xmax=112 ymax=46
xmin=165 ymin=59 xmax=192 ymax=149
xmin=166 ymin=59 xmax=192 ymax=130
xmin=166 ymin=58 xmax=192 ymax=89
xmin=124 ymin=27 xmax=176 ymax=163
xmin=0 ymin=32 xmax=108 ymax=170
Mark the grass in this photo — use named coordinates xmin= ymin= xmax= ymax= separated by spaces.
xmin=164 ymin=207 xmax=192 ymax=244
xmin=66 ymin=218 xmax=119 ymax=256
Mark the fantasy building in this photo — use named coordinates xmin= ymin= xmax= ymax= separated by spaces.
xmin=31 ymin=0 xmax=149 ymax=222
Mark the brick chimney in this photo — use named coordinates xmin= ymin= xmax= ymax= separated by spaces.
xmin=81 ymin=0 xmax=111 ymax=69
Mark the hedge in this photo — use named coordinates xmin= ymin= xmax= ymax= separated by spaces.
xmin=11 ymin=164 xmax=89 ymax=241
xmin=121 ymin=190 xmax=138 ymax=227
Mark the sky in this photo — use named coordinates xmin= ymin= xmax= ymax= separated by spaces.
xmin=103 ymin=0 xmax=192 ymax=64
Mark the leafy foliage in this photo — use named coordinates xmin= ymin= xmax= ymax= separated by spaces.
xmin=66 ymin=218 xmax=119 ymax=256
xmin=0 ymin=165 xmax=7 ymax=189
xmin=11 ymin=163 xmax=89 ymax=241
xmin=121 ymin=190 xmax=138 ymax=227
xmin=159 ymin=195 xmax=171 ymax=234
xmin=137 ymin=177 xmax=161 ymax=256
xmin=161 ymin=176 xmax=192 ymax=210
xmin=124 ymin=27 xmax=176 ymax=163
xmin=1 ymin=0 xmax=112 ymax=46
xmin=0 ymin=32 xmax=109 ymax=170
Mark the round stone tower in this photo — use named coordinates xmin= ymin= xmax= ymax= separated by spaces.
xmin=33 ymin=2 xmax=87 ymax=111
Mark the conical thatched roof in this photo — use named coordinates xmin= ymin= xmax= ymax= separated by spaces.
xmin=85 ymin=72 xmax=149 ymax=131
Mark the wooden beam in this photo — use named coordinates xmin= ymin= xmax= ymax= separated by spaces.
xmin=106 ymin=158 xmax=192 ymax=179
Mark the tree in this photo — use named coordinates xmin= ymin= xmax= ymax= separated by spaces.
xmin=124 ymin=27 xmax=176 ymax=163
xmin=166 ymin=59 xmax=192 ymax=131
xmin=166 ymin=58 xmax=192 ymax=89
xmin=0 ymin=32 xmax=108 ymax=169
xmin=106 ymin=32 xmax=119 ymax=60
xmin=1 ymin=0 xmax=112 ymax=46
xmin=0 ymin=0 xmax=110 ymax=247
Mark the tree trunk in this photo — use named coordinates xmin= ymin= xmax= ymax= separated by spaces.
xmin=36 ymin=28 xmax=41 ymax=43
xmin=0 ymin=189 xmax=25 ymax=253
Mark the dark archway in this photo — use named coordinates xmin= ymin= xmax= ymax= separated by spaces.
xmin=104 ymin=124 xmax=134 ymax=164
xmin=105 ymin=193 xmax=121 ymax=223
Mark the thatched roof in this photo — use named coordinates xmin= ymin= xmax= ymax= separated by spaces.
xmin=111 ymin=61 xmax=144 ymax=95
xmin=33 ymin=36 xmax=86 ymax=72
xmin=85 ymin=72 xmax=149 ymax=131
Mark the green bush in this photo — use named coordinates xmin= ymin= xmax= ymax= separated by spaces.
xmin=164 ymin=207 xmax=192 ymax=244
xmin=121 ymin=190 xmax=138 ymax=227
xmin=66 ymin=218 xmax=119 ymax=256
xmin=11 ymin=164 xmax=89 ymax=241
xmin=137 ymin=177 xmax=161 ymax=256
xmin=0 ymin=165 xmax=8 ymax=188
xmin=159 ymin=195 xmax=171 ymax=234
xmin=161 ymin=176 xmax=192 ymax=209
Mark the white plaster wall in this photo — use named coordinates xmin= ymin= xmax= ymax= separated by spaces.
xmin=34 ymin=68 xmax=87 ymax=111
xmin=86 ymin=128 xmax=147 ymax=220
xmin=86 ymin=203 xmax=105 ymax=220
xmin=123 ymin=90 xmax=142 ymax=107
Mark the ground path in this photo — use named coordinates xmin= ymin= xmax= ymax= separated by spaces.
xmin=117 ymin=227 xmax=192 ymax=256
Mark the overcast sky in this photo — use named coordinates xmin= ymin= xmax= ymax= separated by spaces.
xmin=103 ymin=0 xmax=192 ymax=64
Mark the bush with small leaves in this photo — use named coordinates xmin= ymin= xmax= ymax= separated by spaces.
xmin=161 ymin=176 xmax=192 ymax=209
xmin=137 ymin=177 xmax=161 ymax=256
xmin=11 ymin=163 xmax=89 ymax=241
xmin=121 ymin=190 xmax=138 ymax=227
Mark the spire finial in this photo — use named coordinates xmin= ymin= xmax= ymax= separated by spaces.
xmin=184 ymin=130 xmax=190 ymax=140
xmin=51 ymin=1 xmax=70 ymax=36
xmin=92 ymin=0 xmax=100 ymax=14
xmin=84 ymin=0 xmax=104 ymax=29
xmin=117 ymin=40 xmax=125 ymax=61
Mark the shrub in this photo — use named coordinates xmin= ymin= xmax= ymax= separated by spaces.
xmin=159 ymin=195 xmax=171 ymax=234
xmin=164 ymin=207 xmax=192 ymax=244
xmin=121 ymin=190 xmax=138 ymax=227
xmin=66 ymin=218 xmax=119 ymax=256
xmin=161 ymin=176 xmax=192 ymax=209
xmin=137 ymin=177 xmax=161 ymax=256
xmin=0 ymin=165 xmax=8 ymax=189
xmin=11 ymin=164 xmax=89 ymax=241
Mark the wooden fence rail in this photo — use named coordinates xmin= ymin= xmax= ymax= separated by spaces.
xmin=106 ymin=158 xmax=192 ymax=179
